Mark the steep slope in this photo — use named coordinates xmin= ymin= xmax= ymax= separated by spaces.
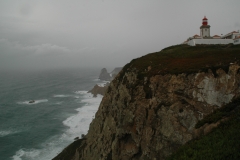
xmin=168 ymin=100 xmax=240 ymax=160
xmin=54 ymin=44 xmax=240 ymax=160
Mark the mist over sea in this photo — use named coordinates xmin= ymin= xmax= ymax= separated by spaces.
xmin=0 ymin=68 xmax=104 ymax=160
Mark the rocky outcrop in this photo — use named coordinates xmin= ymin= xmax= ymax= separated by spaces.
xmin=88 ymin=68 xmax=122 ymax=96
xmin=88 ymin=83 xmax=110 ymax=97
xmin=99 ymin=68 xmax=122 ymax=81
xmin=88 ymin=67 xmax=122 ymax=97
xmin=99 ymin=68 xmax=111 ymax=81
xmin=29 ymin=100 xmax=35 ymax=103
xmin=58 ymin=63 xmax=240 ymax=160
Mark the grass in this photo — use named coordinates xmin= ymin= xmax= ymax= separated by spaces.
xmin=118 ymin=44 xmax=240 ymax=81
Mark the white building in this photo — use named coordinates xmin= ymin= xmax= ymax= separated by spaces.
xmin=234 ymin=36 xmax=240 ymax=45
xmin=188 ymin=39 xmax=233 ymax=46
xmin=222 ymin=31 xmax=240 ymax=39
xmin=186 ymin=16 xmax=239 ymax=46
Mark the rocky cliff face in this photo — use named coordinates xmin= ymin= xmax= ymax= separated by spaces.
xmin=53 ymin=44 xmax=240 ymax=160
xmin=66 ymin=63 xmax=240 ymax=160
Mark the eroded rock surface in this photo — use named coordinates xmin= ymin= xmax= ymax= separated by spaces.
xmin=56 ymin=64 xmax=240 ymax=160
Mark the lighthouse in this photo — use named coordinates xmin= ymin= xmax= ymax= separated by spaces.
xmin=200 ymin=16 xmax=210 ymax=38
xmin=186 ymin=16 xmax=238 ymax=46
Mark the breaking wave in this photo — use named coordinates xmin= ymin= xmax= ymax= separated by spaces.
xmin=12 ymin=91 xmax=102 ymax=160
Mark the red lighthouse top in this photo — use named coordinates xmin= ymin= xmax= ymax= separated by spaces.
xmin=202 ymin=16 xmax=208 ymax=25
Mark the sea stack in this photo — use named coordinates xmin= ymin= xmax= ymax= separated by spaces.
xmin=99 ymin=68 xmax=111 ymax=81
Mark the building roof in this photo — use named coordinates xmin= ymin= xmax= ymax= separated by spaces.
xmin=213 ymin=35 xmax=221 ymax=37
xmin=190 ymin=34 xmax=202 ymax=39
xmin=193 ymin=34 xmax=201 ymax=37
xmin=225 ymin=31 xmax=239 ymax=36
xmin=192 ymin=34 xmax=202 ymax=39
xmin=234 ymin=36 xmax=240 ymax=40
xmin=203 ymin=16 xmax=208 ymax=20
xmin=221 ymin=31 xmax=240 ymax=38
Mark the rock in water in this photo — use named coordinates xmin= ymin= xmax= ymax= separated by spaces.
xmin=29 ymin=100 xmax=35 ymax=103
xmin=99 ymin=68 xmax=111 ymax=81
xmin=88 ymin=83 xmax=109 ymax=97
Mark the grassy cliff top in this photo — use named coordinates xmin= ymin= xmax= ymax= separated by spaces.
xmin=122 ymin=44 xmax=240 ymax=77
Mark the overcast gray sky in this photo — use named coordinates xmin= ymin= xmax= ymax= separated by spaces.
xmin=1 ymin=0 xmax=240 ymax=71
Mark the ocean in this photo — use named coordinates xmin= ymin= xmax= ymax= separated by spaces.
xmin=0 ymin=68 xmax=104 ymax=160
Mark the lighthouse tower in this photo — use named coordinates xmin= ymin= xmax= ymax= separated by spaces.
xmin=200 ymin=16 xmax=210 ymax=38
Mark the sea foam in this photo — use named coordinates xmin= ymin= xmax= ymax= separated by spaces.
xmin=53 ymin=95 xmax=71 ymax=98
xmin=97 ymin=80 xmax=110 ymax=87
xmin=92 ymin=78 xmax=100 ymax=81
xmin=17 ymin=99 xmax=48 ymax=105
xmin=12 ymin=91 xmax=102 ymax=160
xmin=0 ymin=130 xmax=20 ymax=137
xmin=12 ymin=149 xmax=41 ymax=160
xmin=63 ymin=91 xmax=102 ymax=139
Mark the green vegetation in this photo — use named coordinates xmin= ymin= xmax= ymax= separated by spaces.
xmin=168 ymin=103 xmax=240 ymax=160
xmin=118 ymin=44 xmax=240 ymax=81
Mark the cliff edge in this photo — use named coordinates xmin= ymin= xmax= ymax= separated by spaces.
xmin=53 ymin=44 xmax=240 ymax=160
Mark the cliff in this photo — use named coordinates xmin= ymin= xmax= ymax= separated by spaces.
xmin=53 ymin=44 xmax=240 ymax=160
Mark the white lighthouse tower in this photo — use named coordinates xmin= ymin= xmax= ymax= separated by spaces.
xmin=200 ymin=16 xmax=210 ymax=38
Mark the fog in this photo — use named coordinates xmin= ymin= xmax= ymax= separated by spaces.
xmin=1 ymin=0 xmax=240 ymax=71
